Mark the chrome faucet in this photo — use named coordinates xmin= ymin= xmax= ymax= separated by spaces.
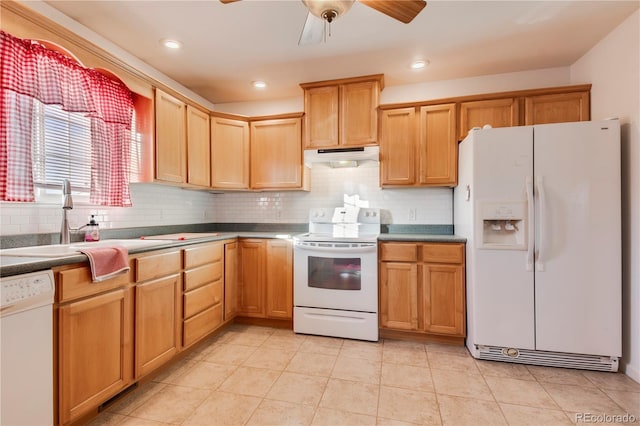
xmin=60 ymin=179 xmax=73 ymax=244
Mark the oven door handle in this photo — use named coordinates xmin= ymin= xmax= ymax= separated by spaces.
xmin=293 ymin=243 xmax=377 ymax=254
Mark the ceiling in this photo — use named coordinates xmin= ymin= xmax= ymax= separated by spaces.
xmin=42 ymin=0 xmax=639 ymax=105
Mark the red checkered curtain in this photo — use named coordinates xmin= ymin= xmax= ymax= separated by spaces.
xmin=1 ymin=30 xmax=134 ymax=206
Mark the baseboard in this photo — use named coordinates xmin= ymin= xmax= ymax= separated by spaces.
xmin=234 ymin=316 xmax=293 ymax=329
xmin=379 ymin=328 xmax=465 ymax=345
xmin=621 ymin=361 xmax=640 ymax=384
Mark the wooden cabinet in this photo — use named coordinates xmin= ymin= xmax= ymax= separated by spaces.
xmin=155 ymin=89 xmax=213 ymax=187
xmin=265 ymin=239 xmax=293 ymax=319
xmin=458 ymin=98 xmax=519 ymax=141
xmin=237 ymin=239 xmax=266 ymax=317
xmin=250 ymin=116 xmax=303 ymax=189
xmin=182 ymin=242 xmax=224 ymax=348
xmin=224 ymin=241 xmax=238 ymax=320
xmin=211 ymin=114 xmax=250 ymax=189
xmin=457 ymin=86 xmax=591 ymax=140
xmin=155 ymin=89 xmax=186 ymax=183
xmin=418 ymin=104 xmax=457 ymax=185
xmin=380 ymin=103 xmax=457 ymax=187
xmin=55 ymin=266 xmax=133 ymax=425
xmin=301 ymin=74 xmax=383 ymax=149
xmin=379 ymin=242 xmax=465 ymax=342
xmin=134 ymin=250 xmax=181 ymax=378
xmin=237 ymin=238 xmax=293 ymax=321
xmin=186 ymin=105 xmax=211 ymax=187
xmin=524 ymin=91 xmax=589 ymax=125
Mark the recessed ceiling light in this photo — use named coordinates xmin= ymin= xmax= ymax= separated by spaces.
xmin=253 ymin=80 xmax=267 ymax=89
xmin=161 ymin=39 xmax=182 ymax=49
xmin=411 ymin=60 xmax=430 ymax=70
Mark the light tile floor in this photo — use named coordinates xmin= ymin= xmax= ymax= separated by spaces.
xmin=89 ymin=324 xmax=640 ymax=425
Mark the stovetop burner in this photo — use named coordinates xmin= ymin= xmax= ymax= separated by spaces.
xmin=296 ymin=207 xmax=381 ymax=243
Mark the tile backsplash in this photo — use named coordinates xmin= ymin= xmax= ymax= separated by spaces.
xmin=1 ymin=162 xmax=452 ymax=236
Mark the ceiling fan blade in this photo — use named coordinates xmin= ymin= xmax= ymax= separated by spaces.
xmin=359 ymin=0 xmax=427 ymax=24
xmin=219 ymin=0 xmax=240 ymax=3
xmin=299 ymin=12 xmax=325 ymax=46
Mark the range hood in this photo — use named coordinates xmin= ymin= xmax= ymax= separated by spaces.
xmin=304 ymin=146 xmax=379 ymax=167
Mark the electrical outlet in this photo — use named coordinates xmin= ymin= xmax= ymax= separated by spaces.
xmin=409 ymin=208 xmax=417 ymax=221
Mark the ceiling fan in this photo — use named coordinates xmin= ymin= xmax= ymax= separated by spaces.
xmin=220 ymin=0 xmax=427 ymax=45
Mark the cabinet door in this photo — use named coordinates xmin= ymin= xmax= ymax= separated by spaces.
xmin=418 ymin=104 xmax=457 ymax=186
xmin=266 ymin=239 xmax=293 ymax=319
xmin=136 ymin=274 xmax=180 ymax=378
xmin=379 ymin=262 xmax=419 ymax=330
xmin=238 ymin=240 xmax=266 ymax=317
xmin=155 ymin=89 xmax=186 ymax=183
xmin=422 ymin=263 xmax=465 ymax=336
xmin=303 ymin=85 xmax=339 ymax=148
xmin=250 ymin=118 xmax=302 ymax=189
xmin=380 ymin=107 xmax=416 ymax=186
xmin=224 ymin=241 xmax=238 ymax=320
xmin=524 ymin=91 xmax=590 ymax=125
xmin=58 ymin=287 xmax=133 ymax=425
xmin=340 ymin=80 xmax=379 ymax=147
xmin=458 ymin=98 xmax=519 ymax=140
xmin=211 ymin=116 xmax=250 ymax=189
xmin=186 ymin=105 xmax=211 ymax=187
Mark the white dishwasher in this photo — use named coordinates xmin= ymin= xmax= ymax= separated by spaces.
xmin=1 ymin=270 xmax=55 ymax=426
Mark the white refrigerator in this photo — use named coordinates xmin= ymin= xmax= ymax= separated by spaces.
xmin=454 ymin=120 xmax=621 ymax=371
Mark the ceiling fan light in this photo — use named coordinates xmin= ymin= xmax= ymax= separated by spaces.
xmin=252 ymin=80 xmax=267 ymax=89
xmin=302 ymin=0 xmax=355 ymax=21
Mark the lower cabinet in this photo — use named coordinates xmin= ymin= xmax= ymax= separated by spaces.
xmin=55 ymin=266 xmax=134 ymax=425
xmin=134 ymin=250 xmax=182 ymax=378
xmin=224 ymin=241 xmax=238 ymax=320
xmin=379 ymin=242 xmax=466 ymax=341
xmin=182 ymin=242 xmax=225 ymax=348
xmin=237 ymin=238 xmax=293 ymax=320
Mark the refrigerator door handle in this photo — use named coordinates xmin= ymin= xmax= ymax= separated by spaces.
xmin=526 ymin=176 xmax=535 ymax=271
xmin=536 ymin=176 xmax=546 ymax=272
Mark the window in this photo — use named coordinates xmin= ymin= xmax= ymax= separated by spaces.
xmin=30 ymin=101 xmax=142 ymax=204
xmin=31 ymin=102 xmax=92 ymax=200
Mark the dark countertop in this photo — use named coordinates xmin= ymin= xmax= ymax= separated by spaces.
xmin=0 ymin=231 xmax=292 ymax=277
xmin=1 ymin=227 xmax=466 ymax=277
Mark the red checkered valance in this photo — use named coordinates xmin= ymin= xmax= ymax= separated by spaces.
xmin=0 ymin=30 xmax=133 ymax=206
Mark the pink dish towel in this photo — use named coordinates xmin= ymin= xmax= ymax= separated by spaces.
xmin=78 ymin=246 xmax=130 ymax=282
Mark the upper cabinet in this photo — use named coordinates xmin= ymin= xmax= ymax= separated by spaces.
xmin=457 ymin=85 xmax=591 ymax=140
xmin=524 ymin=91 xmax=590 ymax=125
xmin=155 ymin=89 xmax=211 ymax=188
xmin=380 ymin=103 xmax=457 ymax=187
xmin=210 ymin=112 xmax=307 ymax=191
xmin=155 ymin=89 xmax=186 ymax=184
xmin=211 ymin=114 xmax=250 ymax=190
xmin=250 ymin=115 xmax=304 ymax=190
xmin=186 ymin=105 xmax=211 ymax=187
xmin=458 ymin=98 xmax=519 ymax=140
xmin=301 ymin=74 xmax=384 ymax=149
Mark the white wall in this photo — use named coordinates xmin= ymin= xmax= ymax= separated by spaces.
xmin=0 ymin=184 xmax=217 ymax=235
xmin=570 ymin=10 xmax=640 ymax=382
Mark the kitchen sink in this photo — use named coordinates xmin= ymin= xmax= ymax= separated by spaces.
xmin=0 ymin=239 xmax=174 ymax=258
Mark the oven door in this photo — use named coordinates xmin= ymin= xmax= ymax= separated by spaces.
xmin=293 ymin=240 xmax=378 ymax=312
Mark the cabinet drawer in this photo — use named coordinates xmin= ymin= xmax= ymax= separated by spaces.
xmin=183 ymin=262 xmax=222 ymax=291
xmin=380 ymin=243 xmax=418 ymax=262
xmin=184 ymin=242 xmax=223 ymax=269
xmin=421 ymin=243 xmax=464 ymax=264
xmin=135 ymin=251 xmax=181 ymax=282
xmin=56 ymin=265 xmax=131 ymax=302
xmin=183 ymin=303 xmax=223 ymax=347
xmin=183 ymin=279 xmax=223 ymax=319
